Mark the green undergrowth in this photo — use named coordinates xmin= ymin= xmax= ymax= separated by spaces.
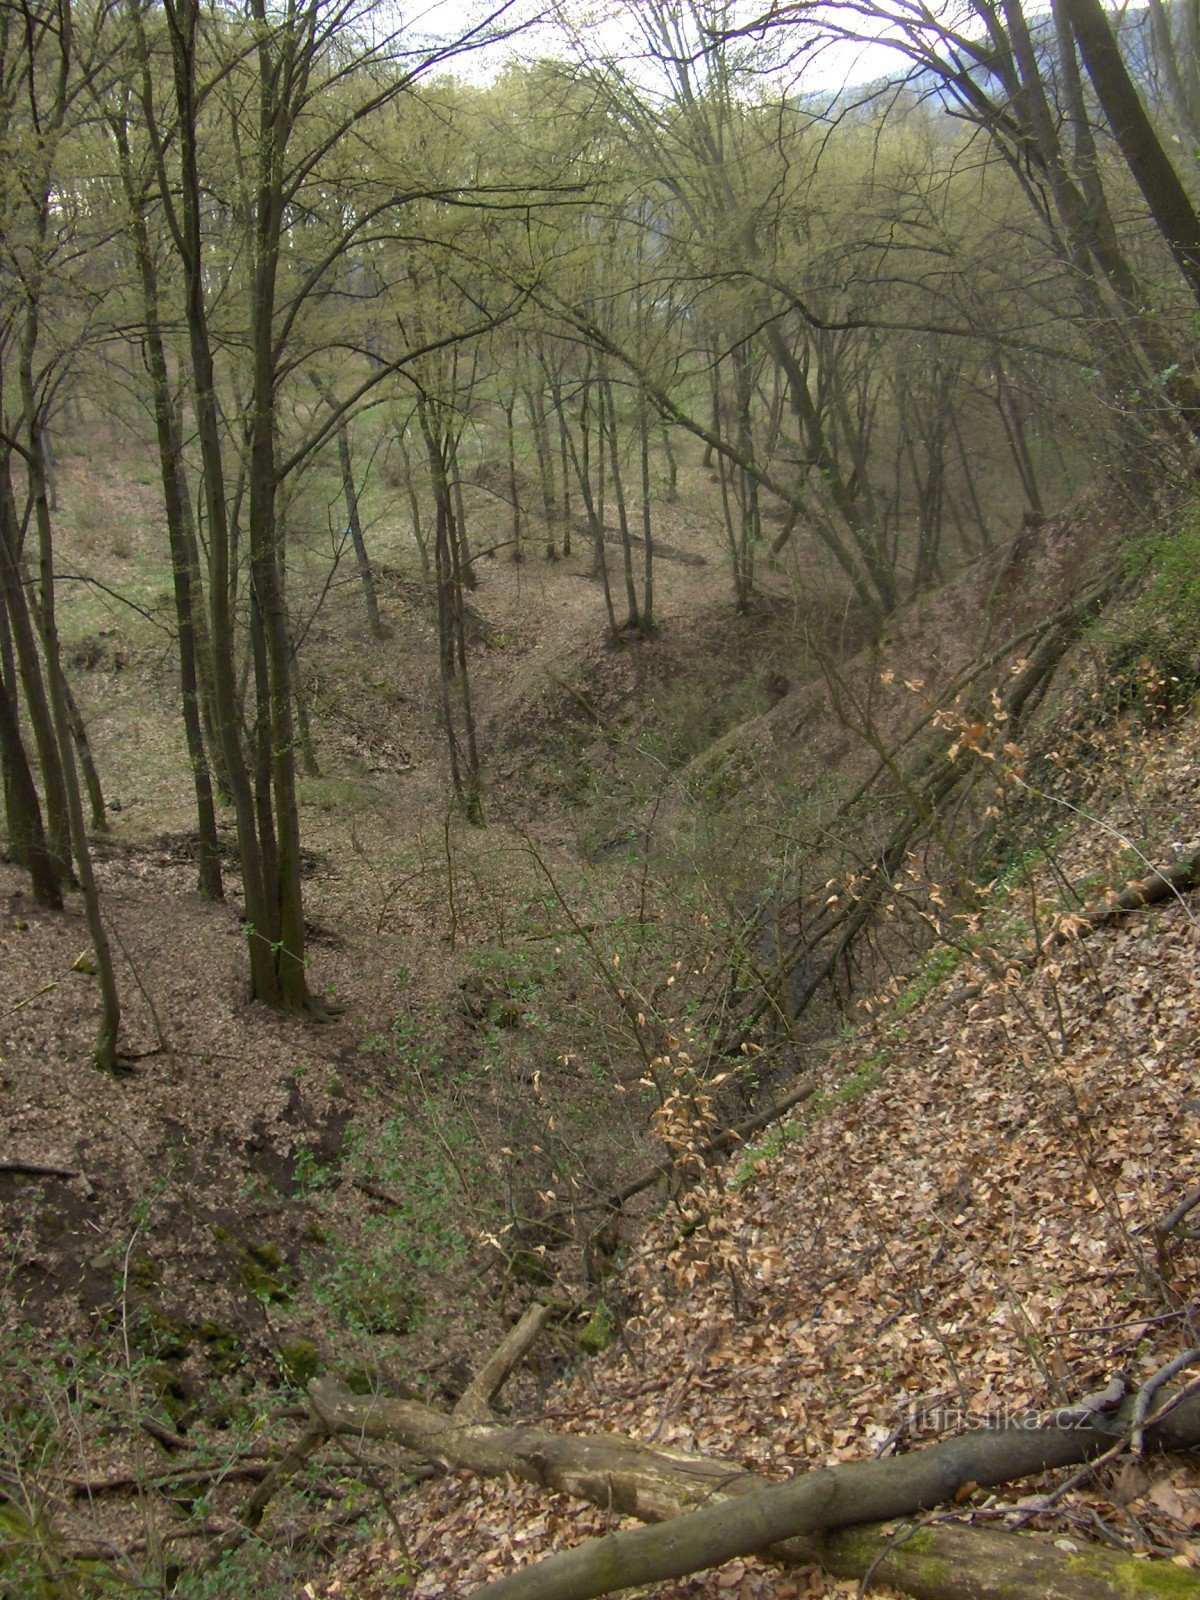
xmin=732 ymin=1051 xmax=891 ymax=1187
xmin=1101 ymin=495 xmax=1200 ymax=722
xmin=0 ymin=1341 xmax=306 ymax=1600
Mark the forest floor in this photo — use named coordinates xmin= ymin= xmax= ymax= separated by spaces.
xmin=347 ymin=698 xmax=1200 ymax=1598
xmin=2 ymin=426 xmax=1198 ymax=1598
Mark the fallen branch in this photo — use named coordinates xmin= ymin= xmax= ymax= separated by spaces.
xmin=305 ymin=1372 xmax=1200 ymax=1600
xmin=467 ymin=1382 xmax=1200 ymax=1600
xmin=597 ymin=1070 xmax=820 ymax=1214
xmin=1154 ymin=1183 xmax=1200 ymax=1273
xmin=69 ymin=1460 xmax=268 ymax=1497
xmin=0 ymin=1160 xmax=79 ymax=1180
xmin=1061 ymin=846 xmax=1200 ymax=933
xmin=453 ymin=1303 xmax=553 ymax=1423
xmin=306 ymin=1377 xmax=750 ymax=1522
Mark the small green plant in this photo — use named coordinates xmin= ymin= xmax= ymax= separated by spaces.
xmin=576 ymin=1302 xmax=615 ymax=1353
xmin=892 ymin=943 xmax=962 ymax=1016
xmin=293 ymin=1145 xmax=330 ymax=1192
xmin=467 ymin=941 xmax=565 ymax=1002
xmin=312 ymin=1216 xmax=428 ymax=1334
xmin=732 ymin=1054 xmax=889 ymax=1188
xmin=313 ymin=1098 xmax=482 ymax=1337
xmin=731 ymin=1118 xmax=803 ymax=1186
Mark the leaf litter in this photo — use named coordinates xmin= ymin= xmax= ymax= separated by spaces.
xmin=318 ymin=708 xmax=1200 ymax=1599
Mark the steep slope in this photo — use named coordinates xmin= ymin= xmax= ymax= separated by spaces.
xmin=321 ymin=676 xmax=1200 ymax=1597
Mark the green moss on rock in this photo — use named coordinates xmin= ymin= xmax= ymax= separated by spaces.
xmin=577 ymin=1304 xmax=615 ymax=1353
xmin=278 ymin=1339 xmax=322 ymax=1388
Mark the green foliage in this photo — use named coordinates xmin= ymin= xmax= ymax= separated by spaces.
xmin=892 ymin=944 xmax=962 ymax=1016
xmin=1105 ymin=501 xmax=1200 ymax=720
xmin=313 ymin=1095 xmax=480 ymax=1337
xmin=467 ymin=940 xmax=564 ymax=1002
xmin=312 ymin=1215 xmax=427 ymax=1335
xmin=730 ymin=1118 xmax=803 ymax=1187
xmin=293 ymin=1145 xmax=332 ymax=1192
xmin=170 ymin=1536 xmax=313 ymax=1600
xmin=636 ymin=675 xmax=761 ymax=773
xmin=363 ymin=1007 xmax=444 ymax=1078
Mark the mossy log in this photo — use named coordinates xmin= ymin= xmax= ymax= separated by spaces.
xmin=308 ymin=1377 xmax=1200 ymax=1600
xmin=814 ymin=1520 xmax=1200 ymax=1599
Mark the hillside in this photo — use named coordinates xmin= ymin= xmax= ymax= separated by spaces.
xmin=324 ymin=629 xmax=1200 ymax=1598
xmin=4 ymin=447 xmax=1200 ymax=1599
xmin=10 ymin=0 xmax=1200 ymax=1588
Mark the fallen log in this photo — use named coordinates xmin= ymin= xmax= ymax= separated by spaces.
xmin=307 ymin=1376 xmax=1200 ymax=1600
xmin=307 ymin=1377 xmax=750 ymax=1523
xmin=453 ymin=1303 xmax=554 ymax=1424
xmin=0 ymin=1160 xmax=79 ymax=1180
xmin=809 ymin=1519 xmax=1187 ymax=1600
xmin=1027 ymin=843 xmax=1200 ymax=963
xmin=467 ymin=1386 xmax=1200 ymax=1600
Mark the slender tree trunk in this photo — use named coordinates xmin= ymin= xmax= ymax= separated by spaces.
xmin=294 ymin=675 xmax=320 ymax=777
xmin=601 ymin=372 xmax=639 ymax=630
xmin=539 ymin=351 xmax=574 ymax=556
xmin=566 ymin=372 xmax=618 ymax=638
xmin=421 ymin=412 xmax=483 ymax=822
xmin=638 ymin=391 xmax=655 ymax=635
xmin=114 ymin=133 xmax=223 ymax=895
xmin=1062 ymin=0 xmax=1200 ymax=311
xmin=952 ymin=410 xmax=993 ymax=551
xmin=0 ymin=468 xmax=72 ymax=882
xmin=659 ymin=421 xmax=677 ymax=501
xmin=311 ymin=376 xmax=385 ymax=638
xmin=397 ymin=433 xmax=431 ymax=582
xmin=335 ymin=416 xmax=385 ymax=638
xmin=60 ymin=672 xmax=106 ymax=833
xmin=527 ymin=384 xmax=558 ymax=558
xmin=163 ymin=0 xmax=277 ymax=998
xmin=504 ymin=395 xmax=522 ymax=563
xmin=993 ymin=352 xmax=1043 ymax=515
xmin=448 ymin=434 xmax=476 ymax=588
xmin=0 ymin=667 xmax=62 ymax=908
xmin=20 ymin=337 xmax=121 ymax=1069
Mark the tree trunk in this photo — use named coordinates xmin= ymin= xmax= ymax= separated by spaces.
xmin=466 ymin=1384 xmax=1200 ymax=1600
xmin=163 ymin=0 xmax=277 ymax=999
xmin=421 ymin=408 xmax=483 ymax=823
xmin=638 ymin=391 xmax=655 ymax=635
xmin=246 ymin=125 xmax=310 ymax=1013
xmin=601 ymin=371 xmax=639 ymax=630
xmin=59 ymin=671 xmax=106 ymax=834
xmin=21 ymin=354 xmax=121 ymax=1070
xmin=448 ymin=434 xmax=477 ymax=589
xmin=527 ymin=383 xmax=558 ymax=558
xmin=334 ymin=414 xmax=385 ymax=638
xmin=570 ymin=365 xmax=619 ymax=637
xmin=0 ymin=468 xmax=73 ymax=883
xmin=307 ymin=1376 xmax=1200 ymax=1600
xmin=310 ymin=375 xmax=385 ymax=639
xmin=0 ymin=667 xmax=62 ymax=908
xmin=1062 ymin=0 xmax=1200 ymax=312
xmin=504 ymin=395 xmax=523 ymax=563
